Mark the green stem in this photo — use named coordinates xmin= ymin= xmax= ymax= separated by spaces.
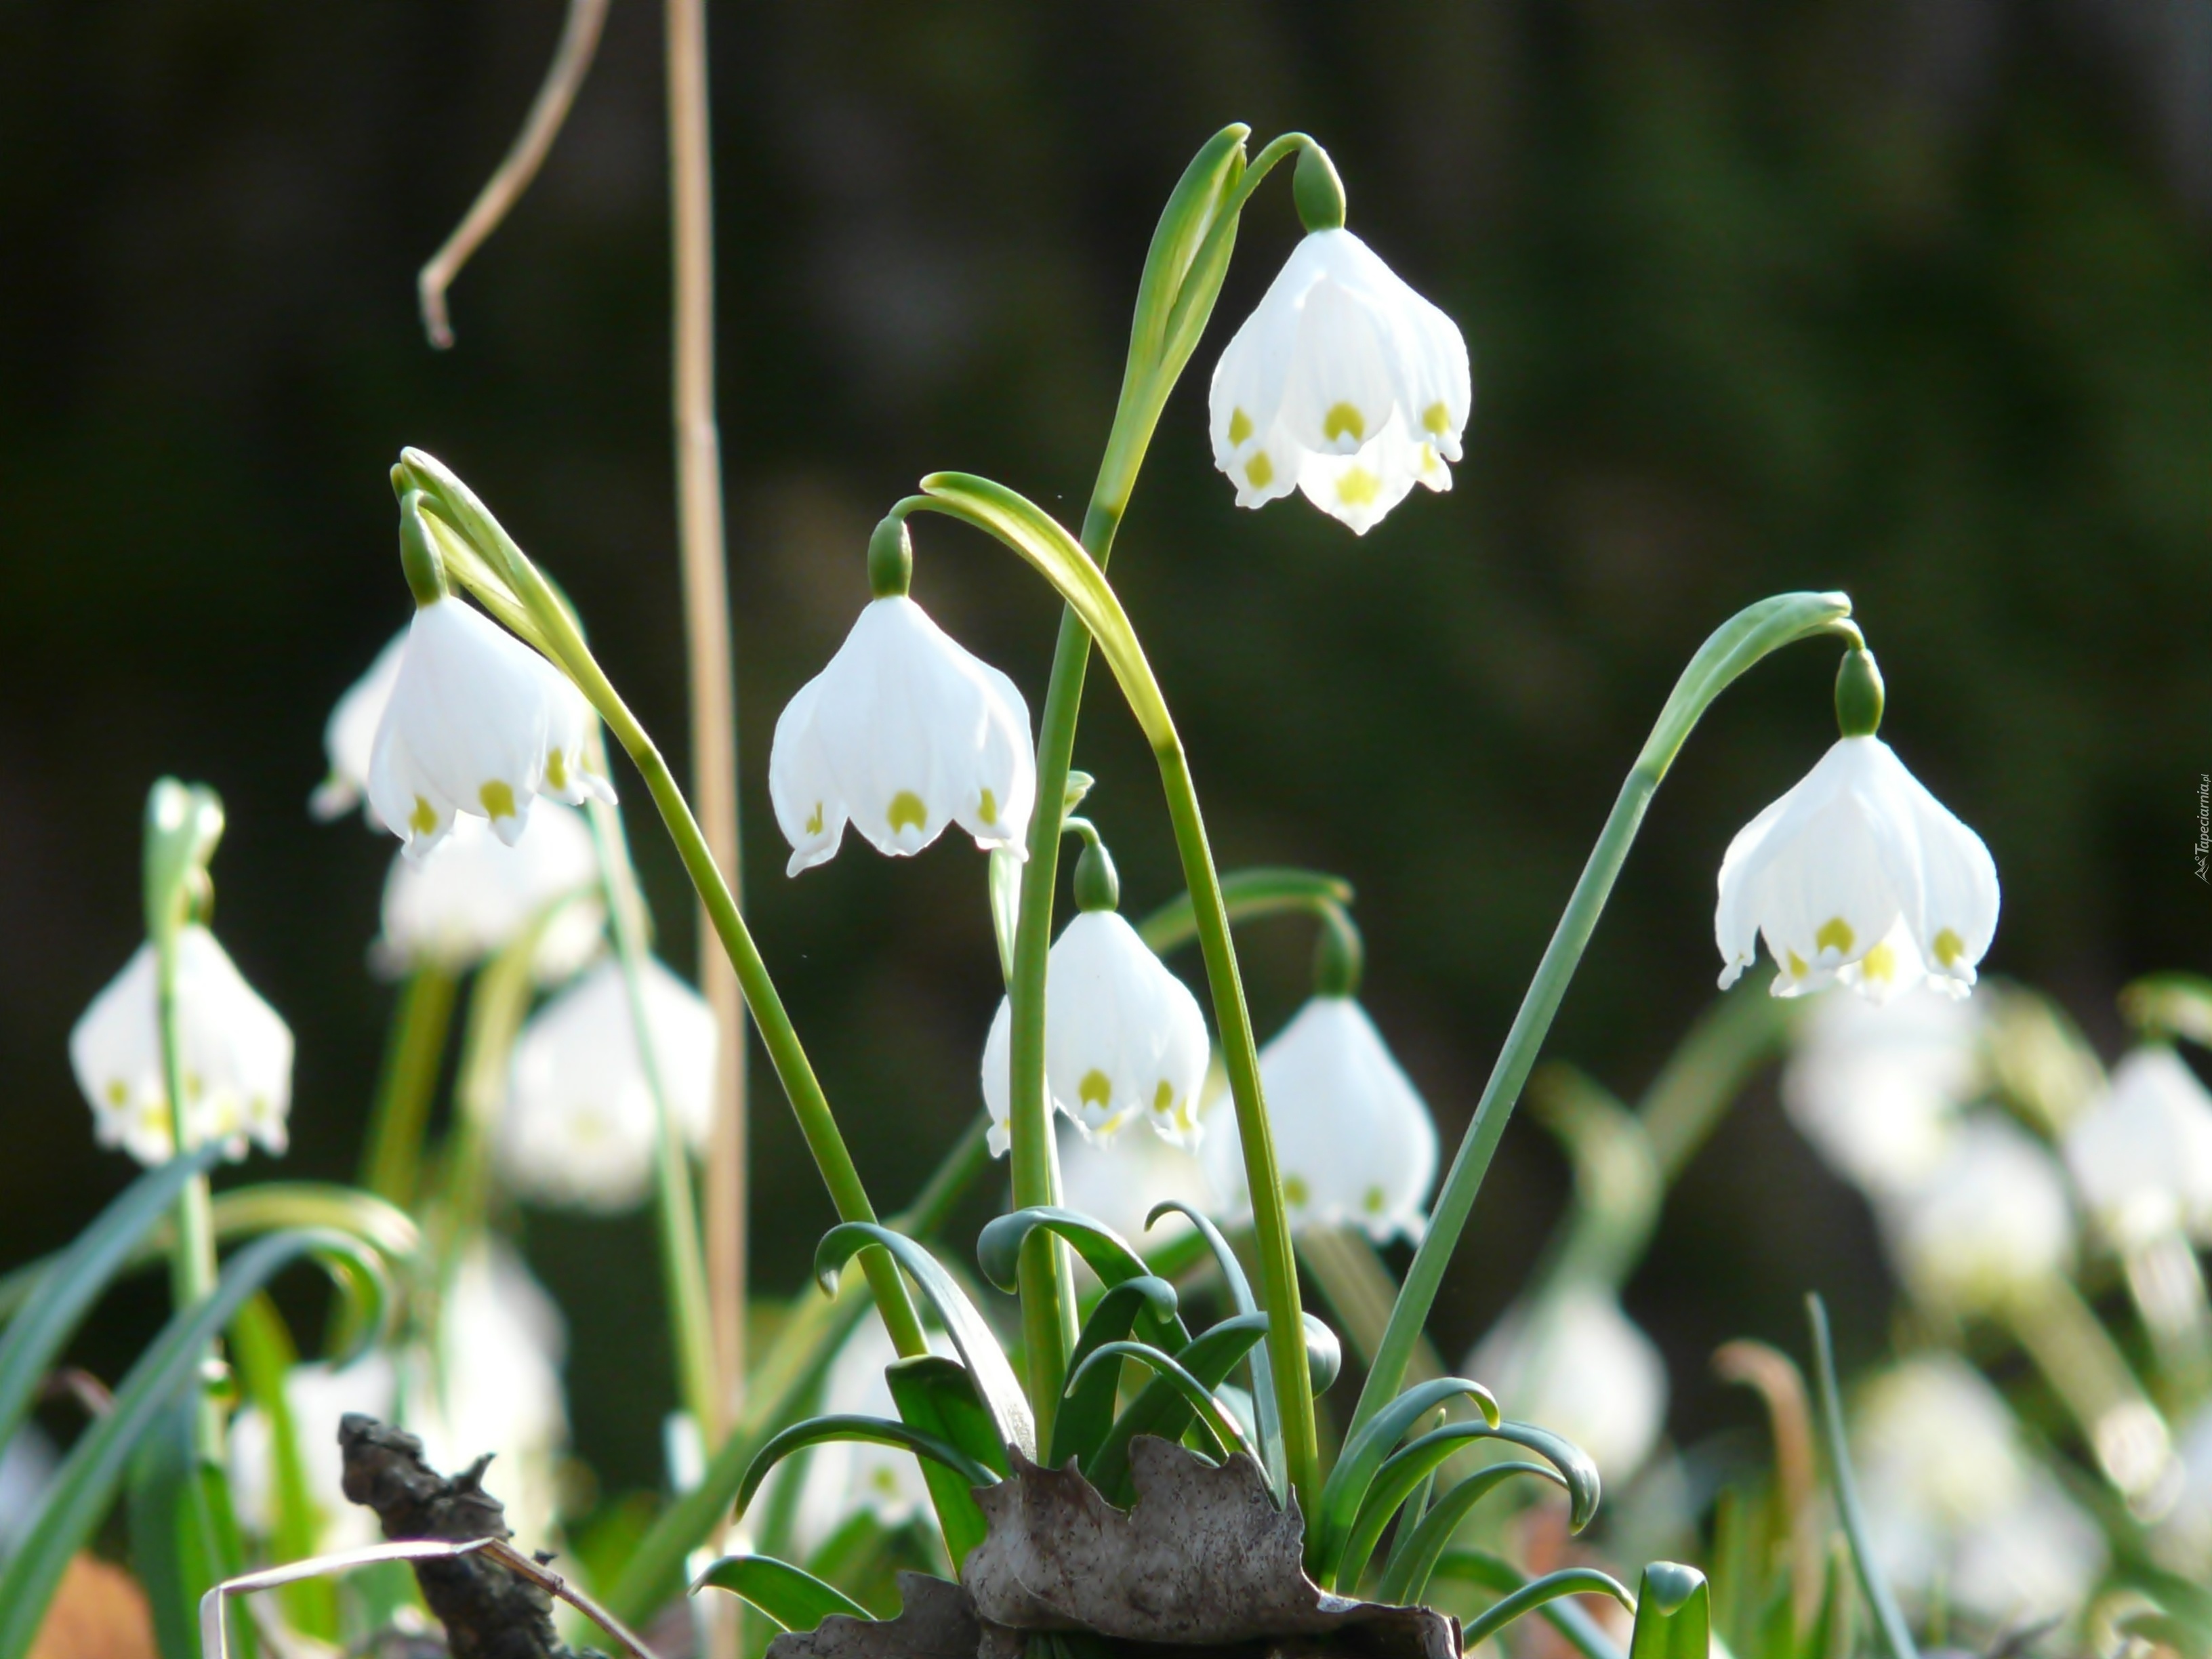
xmin=152 ymin=932 xmax=216 ymax=1319
xmin=361 ymin=964 xmax=459 ymax=1209
xmin=1349 ymin=593 xmax=1860 ymax=1437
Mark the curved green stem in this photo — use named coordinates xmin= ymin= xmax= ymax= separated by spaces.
xmin=1136 ymin=867 xmax=1354 ymax=957
xmin=361 ymin=964 xmax=458 ymax=1209
xmin=1347 ymin=592 xmax=1860 ymax=1438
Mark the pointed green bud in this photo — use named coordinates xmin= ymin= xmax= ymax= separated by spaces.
xmin=1835 ymin=647 xmax=1884 ymax=738
xmin=398 ymin=490 xmax=448 ymax=609
xmin=143 ymin=777 xmax=225 ymax=945
xmin=868 ymin=514 xmax=914 ymax=598
xmin=1063 ymin=769 xmax=1096 ymax=821
xmin=1293 ymin=142 xmax=1347 ymax=233
xmin=1073 ymin=834 xmax=1120 ymax=914
xmin=1313 ymin=905 xmax=1364 ymax=998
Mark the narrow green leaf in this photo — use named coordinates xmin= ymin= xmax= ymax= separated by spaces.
xmin=0 ymin=1228 xmax=382 ymax=1659
xmin=691 ymin=1555 xmax=867 ymax=1632
xmin=815 ymin=1223 xmax=1033 ymax=1458
xmin=127 ymin=1391 xmax=248 ymax=1659
xmin=1431 ymin=1551 xmax=1629 ymax=1659
xmin=736 ymin=1414 xmax=999 ymax=1520
xmin=1144 ymin=1199 xmax=1285 ymax=1498
xmin=1052 ymin=1276 xmax=1181 ymax=1470
xmin=1069 ymin=1340 xmax=1254 ymax=1488
xmin=1080 ymin=1313 xmax=1296 ymax=1500
xmin=1122 ymin=124 xmax=1248 ymax=382
xmin=1807 ymin=1295 xmax=1919 ymax=1659
xmin=1315 ymin=1378 xmax=1501 ymax=1575
xmin=229 ymin=1292 xmax=336 ymax=1639
xmin=1135 ymin=868 xmax=1355 ymax=959
xmin=976 ymin=1209 xmax=1174 ymax=1337
xmin=1462 ymin=1565 xmax=1638 ymax=1654
xmin=886 ymin=1356 xmax=1006 ymax=1565
xmin=1628 ymin=1563 xmax=1711 ymax=1659
xmin=1378 ymin=1464 xmax=1565 ymax=1606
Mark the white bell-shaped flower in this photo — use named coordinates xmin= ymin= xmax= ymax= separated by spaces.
xmin=1853 ymin=1353 xmax=2103 ymax=1623
xmin=1468 ymin=1286 xmax=1669 ymax=1483
xmin=782 ymin=1320 xmax=954 ymax=1556
xmin=1054 ymin=1115 xmax=1216 ymax=1254
xmin=368 ymin=593 xmax=614 ymax=862
xmin=375 ymin=804 xmax=604 ymax=981
xmin=2064 ymin=1047 xmax=2212 ymax=1252
xmin=770 ymin=591 xmax=1035 ymax=878
xmin=1209 ymin=227 xmax=1471 ymax=535
xmin=495 ymin=955 xmax=717 ymax=1213
xmin=1201 ymin=996 xmax=1438 ymax=1242
xmin=1716 ymin=735 xmax=1999 ymax=1004
xmin=980 ymin=840 xmax=1208 ymax=1153
xmin=1782 ymin=986 xmax=1986 ymax=1200
xmin=1879 ymin=1115 xmax=2073 ymax=1313
xmin=69 ymin=924 xmax=294 ymax=1166
xmin=310 ymin=628 xmax=407 ymax=824
xmin=229 ymin=1353 xmax=398 ymax=1553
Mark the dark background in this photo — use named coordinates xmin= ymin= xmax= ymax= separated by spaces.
xmin=1 ymin=0 xmax=2206 ymax=1500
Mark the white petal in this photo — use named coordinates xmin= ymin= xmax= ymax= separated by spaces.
xmin=312 ymin=629 xmax=408 ymax=825
xmin=1294 ymin=417 xmax=1425 ymax=536
xmin=1054 ymin=1116 xmax=1215 ymax=1253
xmin=1280 ymin=272 xmax=1401 ymax=458
xmin=981 ymin=995 xmax=1014 ymax=1157
xmin=951 ymin=656 xmax=1036 ymax=855
xmin=379 ymin=806 xmax=602 ymax=972
xmin=768 ymin=673 xmax=850 ymax=876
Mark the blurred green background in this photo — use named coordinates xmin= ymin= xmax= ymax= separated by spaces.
xmin=1 ymin=0 xmax=2205 ymax=1500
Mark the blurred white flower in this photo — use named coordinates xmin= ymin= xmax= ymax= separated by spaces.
xmin=2153 ymin=1405 xmax=2212 ymax=1574
xmin=1782 ymin=987 xmax=1986 ymax=1199
xmin=1468 ymin=1286 xmax=1668 ymax=1483
xmin=310 ymin=628 xmax=407 ymax=824
xmin=1880 ymin=1116 xmax=2073 ymax=1312
xmin=69 ymin=924 xmax=293 ymax=1166
xmin=1715 ymin=737 xmax=1999 ymax=1004
xmin=375 ymin=805 xmax=604 ymax=981
xmin=785 ymin=1320 xmax=951 ymax=1558
xmin=2064 ymin=1047 xmax=2212 ymax=1252
xmin=1054 ymin=1115 xmax=1215 ymax=1252
xmin=770 ymin=596 xmax=1034 ymax=878
xmin=1853 ymin=1353 xmax=2103 ymax=1623
xmin=496 ymin=956 xmax=716 ymax=1212
xmin=1209 ymin=228 xmax=1470 ymax=535
xmin=1200 ymin=996 xmax=1437 ymax=1242
xmin=368 ymin=594 xmax=614 ymax=862
xmin=229 ymin=1354 xmax=398 ymax=1553
xmin=981 ymin=909 xmax=1208 ymax=1154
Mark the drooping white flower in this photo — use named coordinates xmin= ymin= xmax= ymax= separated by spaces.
xmin=1782 ymin=986 xmax=1986 ymax=1200
xmin=1716 ymin=736 xmax=2000 ymax=1004
xmin=375 ymin=804 xmax=604 ymax=981
xmin=1209 ymin=228 xmax=1471 ymax=535
xmin=1054 ymin=1115 xmax=1216 ymax=1253
xmin=368 ymin=594 xmax=614 ymax=862
xmin=783 ymin=1320 xmax=953 ymax=1557
xmin=1468 ymin=1286 xmax=1669 ymax=1483
xmin=2064 ymin=1047 xmax=2212 ymax=1252
xmin=229 ymin=1353 xmax=398 ymax=1553
xmin=1853 ymin=1353 xmax=2103 ymax=1623
xmin=496 ymin=956 xmax=717 ymax=1212
xmin=770 ymin=596 xmax=1035 ymax=878
xmin=1879 ymin=1115 xmax=2073 ymax=1312
xmin=980 ymin=911 xmax=1209 ymax=1155
xmin=69 ymin=924 xmax=294 ymax=1166
xmin=310 ymin=628 xmax=407 ymax=824
xmin=1200 ymin=996 xmax=1437 ymax=1242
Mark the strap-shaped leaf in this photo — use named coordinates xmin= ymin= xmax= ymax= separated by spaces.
xmin=1432 ymin=1552 xmax=1629 ymax=1659
xmin=816 ymin=1223 xmax=1033 ymax=1458
xmin=1379 ymin=1463 xmax=1564 ymax=1606
xmin=1145 ymin=1198 xmax=1286 ymax=1496
xmin=1628 ymin=1563 xmax=1711 ymax=1659
xmin=1052 ymin=1276 xmax=1181 ymax=1470
xmin=737 ymin=1414 xmax=1000 ymax=1518
xmin=0 ymin=1143 xmax=224 ymax=1450
xmin=1082 ymin=1313 xmax=1275 ymax=1500
xmin=0 ymin=1227 xmax=384 ymax=1659
xmin=1462 ymin=1565 xmax=1638 ymax=1654
xmin=691 ymin=1555 xmax=868 ymax=1631
xmin=1315 ymin=1378 xmax=1500 ymax=1575
xmin=1808 ymin=1294 xmax=1919 ymax=1659
xmin=1069 ymin=1340 xmax=1253 ymax=1490
xmin=885 ymin=1356 xmax=1007 ymax=1565
xmin=1332 ymin=1418 xmax=1599 ymax=1591
xmin=127 ymin=1389 xmax=243 ymax=1659
xmin=977 ymin=1209 xmax=1164 ymax=1312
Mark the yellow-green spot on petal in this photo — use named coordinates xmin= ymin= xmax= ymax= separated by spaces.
xmin=1933 ymin=928 xmax=1965 ymax=968
xmin=1364 ymin=1185 xmax=1386 ymax=1214
xmin=978 ymin=788 xmax=998 ymax=827
xmin=1422 ymin=401 xmax=1450 ymax=436
xmin=1284 ymin=1175 xmax=1311 ymax=1208
xmin=804 ymin=802 xmax=824 ymax=836
xmin=1153 ymin=1081 xmax=1174 ymax=1114
xmin=104 ymin=1080 xmax=127 ymax=1107
xmin=1246 ymin=452 xmax=1275 ymax=489
xmin=886 ymin=790 xmax=927 ymax=832
xmin=1079 ymin=1069 xmax=1113 ymax=1110
xmin=1227 ymin=408 xmax=1254 ymax=447
xmin=1815 ymin=917 xmax=1855 ymax=955
xmin=544 ymin=750 xmax=568 ymax=791
xmin=1336 ymin=468 xmax=1380 ymax=507
xmin=480 ymin=780 xmax=518 ymax=821
xmin=1323 ymin=402 xmax=1366 ymax=443
xmin=410 ymin=796 xmax=439 ymax=836
xmin=1860 ymin=941 xmax=1897 ymax=983
xmin=1786 ymin=949 xmax=1809 ymax=979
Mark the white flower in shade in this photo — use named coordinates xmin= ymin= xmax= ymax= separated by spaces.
xmin=1209 ymin=228 xmax=1471 ymax=535
xmin=1853 ymin=1354 xmax=2103 ymax=1623
xmin=770 ymin=596 xmax=1034 ymax=878
xmin=1880 ymin=1116 xmax=2073 ymax=1312
xmin=1782 ymin=987 xmax=1986 ymax=1200
xmin=1469 ymin=1287 xmax=1669 ymax=1483
xmin=783 ymin=1321 xmax=954 ymax=1557
xmin=375 ymin=805 xmax=604 ymax=981
xmin=310 ymin=629 xmax=407 ymax=823
xmin=2064 ymin=1048 xmax=2212 ymax=1252
xmin=496 ymin=956 xmax=716 ymax=1213
xmin=1200 ymin=998 xmax=1438 ymax=1242
xmin=980 ymin=909 xmax=1210 ymax=1156
xmin=229 ymin=1354 xmax=398 ymax=1553
xmin=1054 ymin=1116 xmax=1216 ymax=1254
xmin=2154 ymin=1406 xmax=2212 ymax=1575
xmin=69 ymin=924 xmax=294 ymax=1166
xmin=1716 ymin=737 xmax=2000 ymax=1004
xmin=368 ymin=594 xmax=614 ymax=862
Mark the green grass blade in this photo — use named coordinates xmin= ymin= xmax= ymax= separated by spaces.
xmin=735 ymin=1415 xmax=1000 ymax=1519
xmin=1460 ymin=1565 xmax=1637 ymax=1652
xmin=1806 ymin=1295 xmax=1919 ymax=1659
xmin=1431 ymin=1551 xmax=1630 ymax=1659
xmin=1315 ymin=1378 xmax=1501 ymax=1577
xmin=691 ymin=1555 xmax=868 ymax=1631
xmin=1629 ymin=1563 xmax=1711 ymax=1659
xmin=1378 ymin=1464 xmax=1563 ymax=1606
xmin=886 ymin=1356 xmax=1008 ymax=1565
xmin=1052 ymin=1276 xmax=1181 ymax=1470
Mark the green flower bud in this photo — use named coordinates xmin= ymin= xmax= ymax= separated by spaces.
xmin=867 ymin=514 xmax=914 ymax=599
xmin=1293 ymin=142 xmax=1347 ymax=234
xmin=1835 ymin=647 xmax=1884 ymax=738
xmin=1073 ymin=834 xmax=1120 ymax=914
